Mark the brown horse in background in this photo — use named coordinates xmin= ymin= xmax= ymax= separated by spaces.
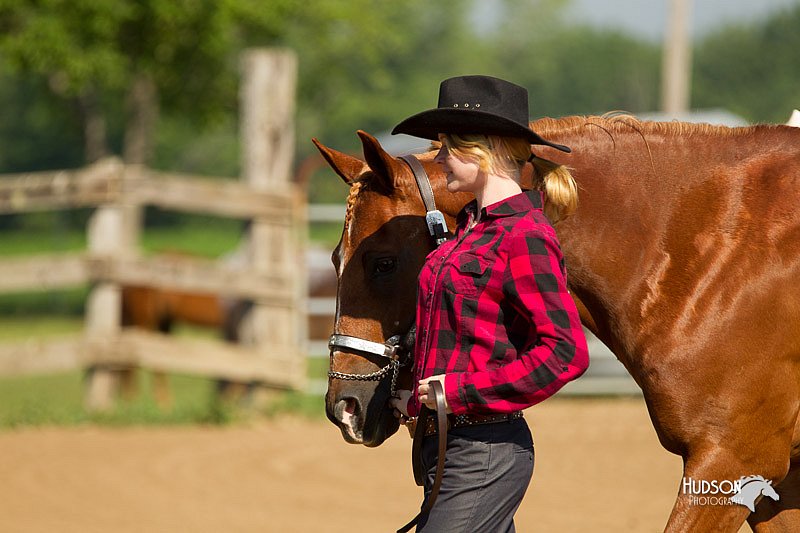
xmin=121 ymin=285 xmax=248 ymax=343
xmin=120 ymin=284 xmax=251 ymax=405
xmin=314 ymin=116 xmax=800 ymax=531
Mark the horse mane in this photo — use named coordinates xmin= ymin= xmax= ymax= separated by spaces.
xmin=531 ymin=114 xmax=783 ymax=140
xmin=344 ymin=180 xmax=365 ymax=231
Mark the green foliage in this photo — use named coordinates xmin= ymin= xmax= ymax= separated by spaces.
xmin=478 ymin=0 xmax=660 ymax=117
xmin=0 ymin=0 xmax=235 ymax=110
xmin=0 ymin=66 xmax=84 ymax=172
xmin=693 ymin=4 xmax=800 ymax=123
xmin=0 ymin=290 xmax=86 ymax=317
xmin=0 ymin=0 xmax=131 ymax=93
xmin=286 ymin=0 xmax=477 ymax=156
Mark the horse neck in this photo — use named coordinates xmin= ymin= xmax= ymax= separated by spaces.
xmin=529 ymin=119 xmax=728 ymax=358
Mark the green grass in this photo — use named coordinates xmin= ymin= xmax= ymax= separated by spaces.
xmin=0 ymin=365 xmax=327 ymax=429
xmin=0 ymin=370 xmax=235 ymax=428
xmin=0 ymin=316 xmax=84 ymax=340
xmin=1 ymin=218 xmax=340 ymax=257
xmin=140 ymin=217 xmax=243 ymax=258
xmin=0 ymin=228 xmax=87 ymax=256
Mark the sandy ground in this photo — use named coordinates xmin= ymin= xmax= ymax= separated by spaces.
xmin=0 ymin=398 xmax=687 ymax=533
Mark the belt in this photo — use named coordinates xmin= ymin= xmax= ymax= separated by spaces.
xmin=423 ymin=410 xmax=523 ymax=436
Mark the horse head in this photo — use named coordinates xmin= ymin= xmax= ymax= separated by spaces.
xmin=312 ymin=131 xmax=466 ymax=446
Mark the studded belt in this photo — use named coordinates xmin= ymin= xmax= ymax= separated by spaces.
xmin=423 ymin=410 xmax=523 ymax=437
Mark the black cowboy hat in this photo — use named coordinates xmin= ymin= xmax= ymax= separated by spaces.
xmin=392 ymin=75 xmax=571 ymax=153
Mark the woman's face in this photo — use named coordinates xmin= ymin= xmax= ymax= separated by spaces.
xmin=434 ymin=134 xmax=485 ymax=194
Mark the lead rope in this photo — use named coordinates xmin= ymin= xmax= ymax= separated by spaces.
xmin=397 ymin=380 xmax=448 ymax=533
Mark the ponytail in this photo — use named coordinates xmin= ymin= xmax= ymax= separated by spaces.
xmin=441 ymin=133 xmax=579 ymax=223
xmin=531 ymin=155 xmax=578 ymax=223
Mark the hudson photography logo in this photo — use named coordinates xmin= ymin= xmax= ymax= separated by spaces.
xmin=682 ymin=475 xmax=780 ymax=511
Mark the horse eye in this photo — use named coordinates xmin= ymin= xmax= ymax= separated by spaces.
xmin=373 ymin=257 xmax=397 ymax=276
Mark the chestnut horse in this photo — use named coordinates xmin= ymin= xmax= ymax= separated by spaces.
xmin=119 ymin=285 xmax=253 ymax=404
xmin=313 ymin=116 xmax=800 ymax=532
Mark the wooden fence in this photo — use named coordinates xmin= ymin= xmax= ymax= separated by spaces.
xmin=0 ymin=49 xmax=306 ymax=409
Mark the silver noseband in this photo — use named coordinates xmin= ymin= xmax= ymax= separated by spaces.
xmin=327 ymin=334 xmax=408 ymax=395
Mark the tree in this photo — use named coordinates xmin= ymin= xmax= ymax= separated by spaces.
xmin=693 ymin=4 xmax=800 ymax=123
xmin=0 ymin=0 xmax=246 ymax=164
xmin=483 ymin=0 xmax=661 ymax=118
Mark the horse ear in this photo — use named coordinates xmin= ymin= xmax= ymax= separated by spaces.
xmin=357 ymin=130 xmax=405 ymax=194
xmin=311 ymin=138 xmax=366 ymax=185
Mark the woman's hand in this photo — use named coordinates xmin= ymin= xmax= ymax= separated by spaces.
xmin=418 ymin=375 xmax=452 ymax=413
xmin=389 ymin=389 xmax=412 ymax=423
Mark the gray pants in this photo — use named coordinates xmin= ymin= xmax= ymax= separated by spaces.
xmin=417 ymin=418 xmax=534 ymax=532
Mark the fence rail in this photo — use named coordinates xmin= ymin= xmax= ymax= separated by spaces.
xmin=0 ymin=159 xmax=121 ymax=214
xmin=0 ymin=253 xmax=89 ymax=293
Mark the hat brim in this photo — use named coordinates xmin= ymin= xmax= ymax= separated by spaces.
xmin=391 ymin=108 xmax=571 ymax=153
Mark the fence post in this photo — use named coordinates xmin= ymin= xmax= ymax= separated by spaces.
xmin=239 ymin=48 xmax=306 ymax=397
xmin=84 ymin=162 xmax=141 ymax=410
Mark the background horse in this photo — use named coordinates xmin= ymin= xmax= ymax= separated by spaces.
xmin=314 ymin=116 xmax=800 ymax=531
xmin=120 ymin=284 xmax=252 ymax=405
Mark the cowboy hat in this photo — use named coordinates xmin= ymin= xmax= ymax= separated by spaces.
xmin=391 ymin=75 xmax=571 ymax=153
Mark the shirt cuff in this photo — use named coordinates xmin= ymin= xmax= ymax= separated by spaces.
xmin=444 ymin=373 xmax=468 ymax=415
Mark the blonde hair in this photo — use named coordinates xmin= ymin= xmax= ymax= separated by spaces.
xmin=442 ymin=133 xmax=578 ymax=223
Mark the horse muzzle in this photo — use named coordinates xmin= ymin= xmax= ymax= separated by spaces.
xmin=326 ymin=382 xmax=398 ymax=447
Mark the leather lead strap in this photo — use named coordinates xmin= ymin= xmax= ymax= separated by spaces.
xmin=397 ymin=380 xmax=448 ymax=533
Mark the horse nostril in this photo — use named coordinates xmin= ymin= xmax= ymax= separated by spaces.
xmin=335 ymin=397 xmax=360 ymax=424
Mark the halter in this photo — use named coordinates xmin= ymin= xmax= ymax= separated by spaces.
xmin=327 ymin=154 xmax=446 ymax=395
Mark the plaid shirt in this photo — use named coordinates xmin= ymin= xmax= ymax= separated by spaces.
xmin=408 ymin=190 xmax=588 ymax=417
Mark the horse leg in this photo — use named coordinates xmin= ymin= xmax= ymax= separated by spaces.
xmin=216 ymin=299 xmax=254 ymax=405
xmin=152 ymin=313 xmax=174 ymax=409
xmin=747 ymin=462 xmax=800 ymax=532
xmin=665 ymin=448 xmax=754 ymax=532
xmin=118 ymin=367 xmax=139 ymax=401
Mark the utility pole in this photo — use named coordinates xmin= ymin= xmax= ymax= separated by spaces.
xmin=661 ymin=0 xmax=693 ymax=115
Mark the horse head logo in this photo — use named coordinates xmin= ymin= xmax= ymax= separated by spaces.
xmin=730 ymin=475 xmax=780 ymax=512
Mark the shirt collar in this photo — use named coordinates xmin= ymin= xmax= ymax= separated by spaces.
xmin=457 ymin=190 xmax=544 ymax=225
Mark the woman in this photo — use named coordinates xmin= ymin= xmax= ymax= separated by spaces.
xmin=389 ymin=75 xmax=589 ymax=532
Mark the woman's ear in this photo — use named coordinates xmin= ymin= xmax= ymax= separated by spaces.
xmin=357 ymin=130 xmax=406 ymax=195
xmin=312 ymin=138 xmax=366 ymax=185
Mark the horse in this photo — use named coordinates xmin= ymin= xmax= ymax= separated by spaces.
xmin=312 ymin=115 xmax=800 ymax=532
xmin=120 ymin=284 xmax=253 ymax=405
xmin=119 ymin=248 xmax=254 ymax=405
xmin=120 ymin=285 xmax=249 ymax=343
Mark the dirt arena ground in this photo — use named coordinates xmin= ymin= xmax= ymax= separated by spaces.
xmin=0 ymin=397 xmax=689 ymax=533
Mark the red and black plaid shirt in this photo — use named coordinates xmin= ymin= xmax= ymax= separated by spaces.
xmin=408 ymin=190 xmax=589 ymax=417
